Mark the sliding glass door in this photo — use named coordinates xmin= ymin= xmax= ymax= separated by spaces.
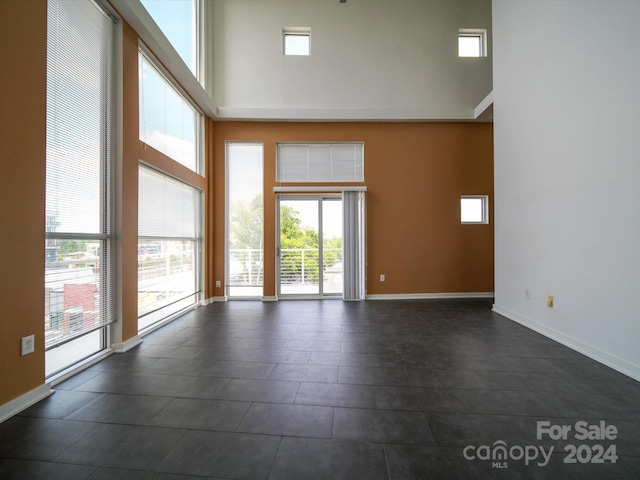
xmin=277 ymin=196 xmax=342 ymax=297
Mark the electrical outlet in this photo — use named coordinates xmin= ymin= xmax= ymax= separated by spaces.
xmin=216 ymin=280 xmax=221 ymax=288
xmin=380 ymin=274 xmax=385 ymax=282
xmin=525 ymin=289 xmax=530 ymax=300
xmin=547 ymin=295 xmax=554 ymax=308
xmin=21 ymin=335 xmax=35 ymax=356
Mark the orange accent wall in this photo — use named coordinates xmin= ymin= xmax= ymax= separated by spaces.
xmin=0 ymin=0 xmax=47 ymax=405
xmin=205 ymin=117 xmax=216 ymax=299
xmin=120 ymin=21 xmax=140 ymax=343
xmin=213 ymin=122 xmax=494 ymax=298
xmin=120 ymin=20 xmax=207 ymax=338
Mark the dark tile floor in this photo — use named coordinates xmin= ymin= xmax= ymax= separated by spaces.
xmin=1 ymin=299 xmax=639 ymax=479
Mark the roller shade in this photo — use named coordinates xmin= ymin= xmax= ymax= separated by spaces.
xmin=277 ymin=143 xmax=364 ymax=182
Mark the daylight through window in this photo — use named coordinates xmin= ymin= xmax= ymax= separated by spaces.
xmin=458 ymin=29 xmax=487 ymax=57
xmin=284 ymin=30 xmax=310 ymax=55
xmin=461 ymin=195 xmax=489 ymax=224
xmin=45 ymin=0 xmax=115 ymax=377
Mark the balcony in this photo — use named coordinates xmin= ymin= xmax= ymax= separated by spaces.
xmin=229 ymin=247 xmax=343 ymax=296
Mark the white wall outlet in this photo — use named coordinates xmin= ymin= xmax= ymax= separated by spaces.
xmin=216 ymin=280 xmax=221 ymax=288
xmin=380 ymin=274 xmax=385 ymax=282
xmin=525 ymin=289 xmax=530 ymax=300
xmin=21 ymin=335 xmax=35 ymax=356
xmin=547 ymin=295 xmax=554 ymax=308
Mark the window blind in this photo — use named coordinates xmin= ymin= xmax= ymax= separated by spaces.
xmin=277 ymin=143 xmax=364 ymax=182
xmin=138 ymin=166 xmax=201 ymax=239
xmin=45 ymin=0 xmax=115 ymax=350
xmin=138 ymin=165 xmax=202 ymax=329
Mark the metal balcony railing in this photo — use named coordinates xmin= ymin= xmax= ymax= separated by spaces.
xmin=229 ymin=247 xmax=342 ymax=286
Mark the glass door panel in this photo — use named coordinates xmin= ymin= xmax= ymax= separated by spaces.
xmin=278 ymin=196 xmax=342 ymax=297
xmin=322 ymin=199 xmax=343 ymax=295
xmin=279 ymin=199 xmax=320 ymax=295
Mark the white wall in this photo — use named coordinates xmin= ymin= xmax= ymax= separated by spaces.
xmin=493 ymin=0 xmax=640 ymax=379
xmin=210 ymin=0 xmax=492 ymax=120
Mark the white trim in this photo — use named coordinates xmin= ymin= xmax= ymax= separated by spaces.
xmin=278 ymin=295 xmax=342 ymax=300
xmin=49 ymin=348 xmax=114 ymax=386
xmin=262 ymin=296 xmax=279 ymax=302
xmin=366 ymin=292 xmax=494 ymax=300
xmin=474 ymin=90 xmax=493 ymax=119
xmin=112 ymin=335 xmax=142 ymax=353
xmin=215 ymin=106 xmax=476 ymax=122
xmin=274 ymin=186 xmax=367 ymax=193
xmin=210 ymin=296 xmax=228 ymax=302
xmin=493 ymin=304 xmax=640 ymax=383
xmin=0 ymin=383 xmax=53 ymax=424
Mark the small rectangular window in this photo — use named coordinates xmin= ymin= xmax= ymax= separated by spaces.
xmin=458 ymin=29 xmax=487 ymax=57
xmin=461 ymin=195 xmax=489 ymax=224
xmin=284 ymin=30 xmax=310 ymax=55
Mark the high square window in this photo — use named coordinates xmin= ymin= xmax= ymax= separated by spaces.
xmin=458 ymin=29 xmax=487 ymax=57
xmin=461 ymin=195 xmax=489 ymax=224
xmin=283 ymin=29 xmax=310 ymax=55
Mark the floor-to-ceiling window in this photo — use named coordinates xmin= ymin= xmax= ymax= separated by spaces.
xmin=226 ymin=143 xmax=264 ymax=298
xmin=44 ymin=0 xmax=116 ymax=377
xmin=138 ymin=48 xmax=204 ymax=332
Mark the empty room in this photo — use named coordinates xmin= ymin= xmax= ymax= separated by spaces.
xmin=1 ymin=0 xmax=638 ymax=478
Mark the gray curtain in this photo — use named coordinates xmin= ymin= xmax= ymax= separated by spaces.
xmin=342 ymin=191 xmax=365 ymax=300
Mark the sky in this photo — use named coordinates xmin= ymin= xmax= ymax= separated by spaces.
xmin=140 ymin=0 xmax=196 ymax=73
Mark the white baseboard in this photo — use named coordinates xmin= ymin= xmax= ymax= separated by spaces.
xmin=262 ymin=296 xmax=278 ymax=302
xmin=112 ymin=335 xmax=142 ymax=353
xmin=493 ymin=304 xmax=640 ymax=383
xmin=201 ymin=297 xmax=228 ymax=305
xmin=0 ymin=383 xmax=53 ymax=424
xmin=366 ymin=292 xmax=494 ymax=300
xmin=49 ymin=348 xmax=114 ymax=387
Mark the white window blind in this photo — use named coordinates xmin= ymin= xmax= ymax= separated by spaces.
xmin=139 ymin=166 xmax=200 ymax=239
xmin=138 ymin=165 xmax=202 ymax=330
xmin=277 ymin=143 xmax=364 ymax=182
xmin=45 ymin=0 xmax=115 ymax=356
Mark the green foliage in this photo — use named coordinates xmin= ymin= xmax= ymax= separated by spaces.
xmin=230 ymin=194 xmax=264 ymax=250
xmin=230 ymin=194 xmax=343 ymax=285
xmin=56 ymin=240 xmax=86 ymax=256
xmin=279 ymin=205 xmax=342 ymax=284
